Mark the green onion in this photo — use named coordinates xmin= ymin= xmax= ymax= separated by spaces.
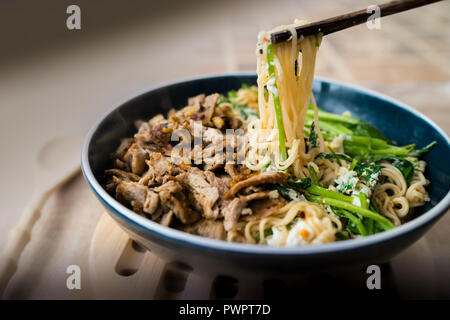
xmin=306 ymin=195 xmax=394 ymax=231
xmin=337 ymin=209 xmax=368 ymax=236
xmin=306 ymin=185 xmax=353 ymax=203
xmin=308 ymin=165 xmax=320 ymax=186
xmin=349 ymin=158 xmax=358 ymax=171
xmin=267 ymin=43 xmax=287 ymax=161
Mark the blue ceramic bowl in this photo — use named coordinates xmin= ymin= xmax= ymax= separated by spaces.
xmin=82 ymin=74 xmax=450 ymax=276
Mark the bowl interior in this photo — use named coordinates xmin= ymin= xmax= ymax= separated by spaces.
xmin=88 ymin=75 xmax=450 ymax=223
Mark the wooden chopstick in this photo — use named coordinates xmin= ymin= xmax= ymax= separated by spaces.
xmin=270 ymin=0 xmax=443 ymax=44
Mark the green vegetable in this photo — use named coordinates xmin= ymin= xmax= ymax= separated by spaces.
xmin=306 ymin=185 xmax=354 ymax=203
xmin=349 ymin=158 xmax=358 ymax=171
xmin=370 ymin=155 xmax=415 ymax=184
xmin=306 ymin=107 xmax=359 ymax=125
xmin=335 ymin=171 xmax=359 ymax=195
xmin=344 ymin=121 xmax=389 ymax=141
xmin=267 ymin=43 xmax=287 ymax=161
xmin=316 ymin=152 xmax=352 ymax=162
xmin=354 ymin=161 xmax=381 ymax=190
xmin=306 ymin=195 xmax=395 ymax=231
xmin=255 ymin=228 xmax=273 ymax=243
xmin=309 ymin=121 xmax=318 ymax=148
xmin=287 ymin=177 xmax=312 ymax=190
xmin=335 ymin=209 xmax=368 ymax=236
xmin=274 ymin=184 xmax=305 ymax=202
xmin=227 ymin=90 xmax=237 ymax=99
xmin=335 ymin=231 xmax=350 ymax=240
xmin=357 ymin=192 xmax=369 ymax=210
xmin=308 ymin=165 xmax=320 ymax=186
xmin=411 ymin=141 xmax=437 ymax=156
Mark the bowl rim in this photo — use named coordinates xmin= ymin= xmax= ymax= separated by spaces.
xmin=82 ymin=72 xmax=450 ymax=255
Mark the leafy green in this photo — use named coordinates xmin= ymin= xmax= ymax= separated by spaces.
xmin=267 ymin=43 xmax=287 ymax=161
xmin=316 ymin=152 xmax=352 ymax=162
xmin=255 ymin=228 xmax=273 ymax=243
xmin=335 ymin=231 xmax=350 ymax=241
xmin=344 ymin=121 xmax=388 ymax=141
xmin=309 ymin=121 xmax=318 ymax=148
xmin=370 ymin=155 xmax=415 ymax=184
xmin=333 ymin=208 xmax=367 ymax=236
xmin=308 ymin=165 xmax=320 ymax=186
xmin=287 ymin=177 xmax=312 ymax=190
xmin=354 ymin=161 xmax=381 ymax=190
xmin=273 ymin=184 xmax=306 ymax=202
xmin=411 ymin=141 xmax=437 ymax=156
xmin=335 ymin=171 xmax=359 ymax=194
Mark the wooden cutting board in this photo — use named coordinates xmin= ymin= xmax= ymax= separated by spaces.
xmin=88 ymin=212 xmax=441 ymax=299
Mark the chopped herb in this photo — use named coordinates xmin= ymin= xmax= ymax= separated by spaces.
xmin=287 ymin=177 xmax=312 ymax=190
xmin=308 ymin=165 xmax=320 ymax=186
xmin=316 ymin=152 xmax=352 ymax=162
xmin=309 ymin=121 xmax=318 ymax=148
xmin=370 ymin=155 xmax=414 ymax=184
xmin=274 ymin=184 xmax=306 ymax=202
xmin=335 ymin=171 xmax=359 ymax=194
xmin=354 ymin=161 xmax=381 ymax=191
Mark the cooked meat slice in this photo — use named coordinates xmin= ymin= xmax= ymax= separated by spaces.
xmin=140 ymin=153 xmax=176 ymax=186
xmin=123 ymin=144 xmax=149 ymax=175
xmin=160 ymin=211 xmax=174 ymax=227
xmin=203 ymin=162 xmax=224 ymax=172
xmin=180 ymin=220 xmax=226 ymax=240
xmin=155 ymin=180 xmax=183 ymax=194
xmin=159 ymin=191 xmax=199 ymax=224
xmin=203 ymin=127 xmax=223 ymax=144
xmin=136 ymin=120 xmax=173 ymax=148
xmin=222 ymin=191 xmax=277 ymax=231
xmin=115 ymin=181 xmax=150 ymax=214
xmin=231 ymin=117 xmax=241 ymax=130
xmin=150 ymin=152 xmax=174 ymax=175
xmin=224 ymin=172 xmax=288 ymax=199
xmin=157 ymin=181 xmax=200 ymax=224
xmin=204 ymin=171 xmax=230 ymax=199
xmin=138 ymin=163 xmax=156 ymax=186
xmin=149 ymin=114 xmax=166 ymax=127
xmin=225 ymin=164 xmax=239 ymax=178
xmin=191 ymin=93 xmax=219 ymax=125
xmin=248 ymin=197 xmax=287 ymax=221
xmin=175 ymin=167 xmax=220 ymax=219
xmin=222 ymin=198 xmax=247 ymax=231
xmin=214 ymin=102 xmax=233 ymax=118
xmin=105 ymin=169 xmax=140 ymax=182
xmin=143 ymin=191 xmax=159 ymax=215
xmin=240 ymin=185 xmax=264 ymax=195
xmin=112 ymin=138 xmax=134 ymax=159
xmin=240 ymin=191 xmax=278 ymax=202
xmin=202 ymin=93 xmax=219 ymax=123
xmin=212 ymin=116 xmax=225 ymax=129
xmin=188 ymin=94 xmax=205 ymax=107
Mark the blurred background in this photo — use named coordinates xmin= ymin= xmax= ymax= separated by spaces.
xmin=0 ymin=0 xmax=449 ymax=298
